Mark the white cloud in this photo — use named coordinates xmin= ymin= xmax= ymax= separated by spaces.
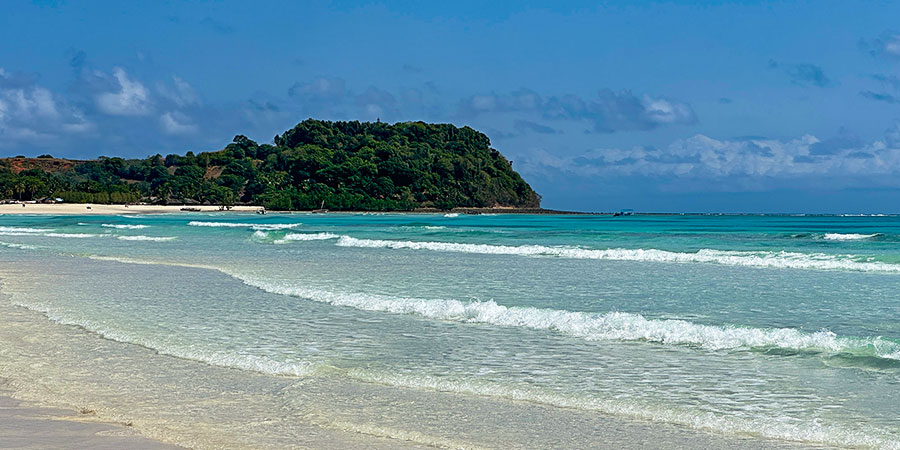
xmin=0 ymin=75 xmax=93 ymax=146
xmin=288 ymin=76 xmax=346 ymax=102
xmin=458 ymin=88 xmax=697 ymax=132
xmin=519 ymin=132 xmax=900 ymax=182
xmin=1 ymin=86 xmax=59 ymax=120
xmin=158 ymin=76 xmax=200 ymax=107
xmin=880 ymin=34 xmax=900 ymax=57
xmin=160 ymin=111 xmax=197 ymax=135
xmin=95 ymin=68 xmax=151 ymax=116
xmin=641 ymin=96 xmax=694 ymax=124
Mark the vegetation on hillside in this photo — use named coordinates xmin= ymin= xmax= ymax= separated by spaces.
xmin=0 ymin=120 xmax=540 ymax=210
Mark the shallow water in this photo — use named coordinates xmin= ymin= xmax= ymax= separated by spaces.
xmin=0 ymin=213 xmax=898 ymax=448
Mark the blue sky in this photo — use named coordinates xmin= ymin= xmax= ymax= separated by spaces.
xmin=3 ymin=1 xmax=900 ymax=212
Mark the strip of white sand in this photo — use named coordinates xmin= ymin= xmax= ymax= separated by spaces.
xmin=0 ymin=204 xmax=262 ymax=215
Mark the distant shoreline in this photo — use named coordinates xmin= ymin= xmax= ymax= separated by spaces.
xmin=0 ymin=204 xmax=263 ymax=215
xmin=1 ymin=203 xmax=895 ymax=216
xmin=0 ymin=203 xmax=592 ymax=215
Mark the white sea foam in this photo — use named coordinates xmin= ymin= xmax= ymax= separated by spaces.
xmin=235 ymin=276 xmax=900 ymax=360
xmin=282 ymin=232 xmax=340 ymax=241
xmin=116 ymin=235 xmax=177 ymax=242
xmin=77 ymin=253 xmax=900 ymax=360
xmin=187 ymin=221 xmax=300 ymax=230
xmin=394 ymin=225 xmax=507 ymax=234
xmin=0 ymin=241 xmax=38 ymax=250
xmin=53 ymin=252 xmax=900 ymax=363
xmin=0 ymin=226 xmax=51 ymax=233
xmin=252 ymin=231 xmax=339 ymax=244
xmin=14 ymin=252 xmax=900 ymax=447
xmin=253 ymin=224 xmax=301 ymax=230
xmin=43 ymin=233 xmax=103 ymax=238
xmin=0 ymin=232 xmax=41 ymax=237
xmin=335 ymin=236 xmax=900 ymax=273
xmin=443 ymin=213 xmax=459 ymax=218
xmin=102 ymin=223 xmax=149 ymax=229
xmin=823 ymin=233 xmax=880 ymax=241
xmin=0 ymin=231 xmax=104 ymax=238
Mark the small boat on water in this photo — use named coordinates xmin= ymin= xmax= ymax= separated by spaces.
xmin=311 ymin=200 xmax=328 ymax=213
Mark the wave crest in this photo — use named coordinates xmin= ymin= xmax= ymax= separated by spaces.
xmin=116 ymin=235 xmax=177 ymax=242
xmin=102 ymin=224 xmax=149 ymax=229
xmin=335 ymin=236 xmax=900 ymax=272
xmin=824 ymin=233 xmax=880 ymax=241
xmin=187 ymin=221 xmax=300 ymax=230
xmin=0 ymin=226 xmax=51 ymax=233
xmin=282 ymin=232 xmax=340 ymax=241
xmin=238 ymin=276 xmax=900 ymax=361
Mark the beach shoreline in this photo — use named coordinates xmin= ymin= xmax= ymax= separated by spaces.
xmin=1 ymin=212 xmax=892 ymax=448
xmin=0 ymin=203 xmax=594 ymax=215
xmin=0 ymin=252 xmax=821 ymax=450
xmin=0 ymin=204 xmax=264 ymax=215
xmin=0 ymin=379 xmax=180 ymax=450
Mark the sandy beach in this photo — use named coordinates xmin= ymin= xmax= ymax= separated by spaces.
xmin=0 ymin=203 xmax=586 ymax=216
xmin=0 ymin=204 xmax=263 ymax=215
xmin=0 ymin=380 xmax=179 ymax=450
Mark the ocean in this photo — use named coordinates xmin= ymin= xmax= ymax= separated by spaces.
xmin=0 ymin=212 xmax=898 ymax=449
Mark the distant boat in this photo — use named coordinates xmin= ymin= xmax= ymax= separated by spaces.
xmin=613 ymin=208 xmax=634 ymax=217
xmin=312 ymin=200 xmax=328 ymax=213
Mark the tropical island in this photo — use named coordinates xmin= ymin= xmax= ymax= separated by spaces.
xmin=0 ymin=119 xmax=541 ymax=212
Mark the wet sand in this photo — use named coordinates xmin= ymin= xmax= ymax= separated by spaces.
xmin=0 ymin=380 xmax=179 ymax=450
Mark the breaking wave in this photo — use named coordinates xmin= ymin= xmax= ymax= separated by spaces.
xmin=71 ymin=253 xmax=900 ymax=362
xmin=251 ymin=231 xmax=339 ymax=244
xmin=824 ymin=233 xmax=881 ymax=241
xmin=282 ymin=232 xmax=340 ymax=241
xmin=116 ymin=235 xmax=177 ymax=242
xmin=0 ymin=226 xmax=51 ymax=233
xmin=237 ymin=275 xmax=900 ymax=361
xmin=335 ymin=236 xmax=900 ymax=273
xmin=102 ymin=224 xmax=150 ymax=229
xmin=8 ymin=250 xmax=899 ymax=448
xmin=0 ymin=226 xmax=104 ymax=239
xmin=0 ymin=241 xmax=38 ymax=250
xmin=45 ymin=233 xmax=103 ymax=238
xmin=187 ymin=221 xmax=300 ymax=230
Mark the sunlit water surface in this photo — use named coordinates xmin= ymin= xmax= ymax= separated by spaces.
xmin=0 ymin=213 xmax=898 ymax=448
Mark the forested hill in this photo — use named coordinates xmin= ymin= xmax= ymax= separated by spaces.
xmin=0 ymin=119 xmax=541 ymax=211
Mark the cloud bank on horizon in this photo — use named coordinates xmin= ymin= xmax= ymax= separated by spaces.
xmin=2 ymin=1 xmax=900 ymax=212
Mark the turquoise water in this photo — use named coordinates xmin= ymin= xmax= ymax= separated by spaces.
xmin=0 ymin=213 xmax=899 ymax=448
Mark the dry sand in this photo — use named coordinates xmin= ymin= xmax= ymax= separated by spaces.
xmin=0 ymin=204 xmax=262 ymax=215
